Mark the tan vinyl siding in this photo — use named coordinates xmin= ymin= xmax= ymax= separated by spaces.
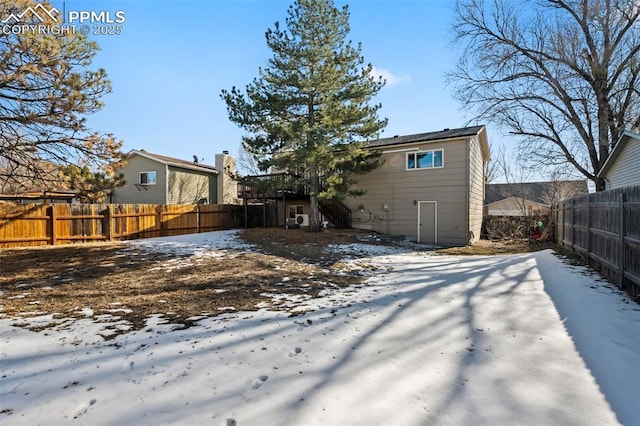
xmin=111 ymin=156 xmax=167 ymax=204
xmin=344 ymin=139 xmax=469 ymax=245
xmin=605 ymin=140 xmax=640 ymax=189
xmin=467 ymin=136 xmax=485 ymax=243
xmin=167 ymin=167 xmax=216 ymax=204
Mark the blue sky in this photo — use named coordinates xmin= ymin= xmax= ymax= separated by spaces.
xmin=63 ymin=0 xmax=493 ymax=166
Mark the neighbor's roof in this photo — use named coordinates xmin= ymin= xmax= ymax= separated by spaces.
xmin=0 ymin=190 xmax=76 ymax=201
xmin=128 ymin=150 xmax=219 ymax=174
xmin=367 ymin=125 xmax=490 ymax=161
xmin=485 ymin=180 xmax=589 ymax=205
xmin=597 ymin=130 xmax=640 ymax=178
xmin=485 ymin=195 xmax=550 ymax=209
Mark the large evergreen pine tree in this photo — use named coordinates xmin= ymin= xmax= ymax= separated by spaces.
xmin=221 ymin=0 xmax=387 ymax=231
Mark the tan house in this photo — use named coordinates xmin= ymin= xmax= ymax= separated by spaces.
xmin=597 ymin=130 xmax=640 ymax=190
xmin=112 ymin=150 xmax=222 ymax=205
xmin=238 ymin=126 xmax=490 ymax=246
xmin=342 ymin=126 xmax=490 ymax=245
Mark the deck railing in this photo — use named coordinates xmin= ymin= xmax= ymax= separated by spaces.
xmin=237 ymin=173 xmax=310 ymax=199
xmin=237 ymin=172 xmax=352 ymax=228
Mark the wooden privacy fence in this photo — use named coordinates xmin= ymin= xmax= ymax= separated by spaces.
xmin=555 ymin=185 xmax=640 ymax=297
xmin=0 ymin=203 xmax=242 ymax=248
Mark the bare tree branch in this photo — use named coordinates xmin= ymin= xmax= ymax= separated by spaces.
xmin=449 ymin=0 xmax=640 ymax=191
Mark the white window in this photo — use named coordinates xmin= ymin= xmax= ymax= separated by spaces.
xmin=407 ymin=149 xmax=444 ymax=170
xmin=140 ymin=171 xmax=157 ymax=185
xmin=288 ymin=205 xmax=304 ymax=218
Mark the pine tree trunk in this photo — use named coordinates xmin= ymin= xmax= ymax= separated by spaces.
xmin=308 ymin=168 xmax=321 ymax=232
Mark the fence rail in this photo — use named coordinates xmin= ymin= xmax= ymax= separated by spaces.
xmin=555 ymin=185 xmax=640 ymax=297
xmin=0 ymin=203 xmax=242 ymax=248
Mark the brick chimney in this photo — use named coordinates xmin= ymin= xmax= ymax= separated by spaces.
xmin=215 ymin=151 xmax=240 ymax=205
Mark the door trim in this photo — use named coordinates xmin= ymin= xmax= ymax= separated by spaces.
xmin=417 ymin=201 xmax=437 ymax=244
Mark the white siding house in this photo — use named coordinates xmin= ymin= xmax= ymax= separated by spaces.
xmin=598 ymin=130 xmax=640 ymax=190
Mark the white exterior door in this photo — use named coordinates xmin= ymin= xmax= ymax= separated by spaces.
xmin=418 ymin=201 xmax=437 ymax=244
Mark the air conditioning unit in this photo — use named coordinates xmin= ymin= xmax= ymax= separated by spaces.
xmin=295 ymin=214 xmax=309 ymax=227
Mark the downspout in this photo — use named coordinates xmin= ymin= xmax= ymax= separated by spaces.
xmin=165 ymin=164 xmax=169 ymax=204
xmin=465 ymin=138 xmax=470 ymax=245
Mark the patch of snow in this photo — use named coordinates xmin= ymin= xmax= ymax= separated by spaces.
xmin=78 ymin=308 xmax=94 ymax=317
xmin=7 ymin=294 xmax=27 ymax=300
xmin=1 ymin=233 xmax=638 ymax=425
xmin=325 ymin=242 xmax=415 ymax=258
xmin=124 ymin=229 xmax=254 ymax=257
xmin=106 ymin=308 xmax=133 ymax=314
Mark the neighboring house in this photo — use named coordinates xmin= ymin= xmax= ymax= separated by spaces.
xmin=112 ymin=150 xmax=220 ymax=205
xmin=485 ymin=180 xmax=589 ymax=217
xmin=0 ymin=190 xmax=76 ymax=204
xmin=597 ymin=130 xmax=640 ymax=190
xmin=1 ymin=159 xmax=74 ymax=203
xmin=485 ymin=196 xmax=549 ymax=217
xmin=238 ymin=125 xmax=490 ymax=246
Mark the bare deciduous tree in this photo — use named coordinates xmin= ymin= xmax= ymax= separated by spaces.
xmin=236 ymin=142 xmax=263 ymax=176
xmin=489 ymin=147 xmax=537 ymax=218
xmin=485 ymin=148 xmax=585 ymax=240
xmin=450 ymin=0 xmax=640 ymax=191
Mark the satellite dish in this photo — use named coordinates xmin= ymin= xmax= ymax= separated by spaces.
xmin=193 ymin=155 xmax=198 ymax=164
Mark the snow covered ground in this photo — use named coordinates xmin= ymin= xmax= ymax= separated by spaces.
xmin=1 ymin=230 xmax=639 ymax=425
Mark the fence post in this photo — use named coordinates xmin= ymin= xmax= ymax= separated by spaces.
xmin=571 ymin=198 xmax=575 ymax=251
xmin=157 ymin=205 xmax=165 ymax=237
xmin=619 ymin=192 xmax=625 ymax=289
xmin=48 ymin=205 xmax=57 ymax=246
xmin=560 ymin=201 xmax=565 ymax=245
xmin=586 ymin=195 xmax=591 ymax=256
xmin=197 ymin=205 xmax=201 ymax=233
xmin=103 ymin=206 xmax=112 ymax=241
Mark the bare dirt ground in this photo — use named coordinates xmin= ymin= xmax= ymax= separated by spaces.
xmin=0 ymin=228 xmax=547 ymax=337
xmin=436 ymin=238 xmax=555 ymax=255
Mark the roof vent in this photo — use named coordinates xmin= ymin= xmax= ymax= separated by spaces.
xmin=393 ymin=135 xmax=399 ymax=138
xmin=443 ymin=128 xmax=450 ymax=131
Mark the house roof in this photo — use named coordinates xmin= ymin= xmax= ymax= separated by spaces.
xmin=128 ymin=150 xmax=219 ymax=174
xmin=485 ymin=196 xmax=549 ymax=209
xmin=485 ymin=180 xmax=588 ymax=205
xmin=597 ymin=130 xmax=640 ymax=178
xmin=0 ymin=190 xmax=76 ymax=201
xmin=367 ymin=125 xmax=490 ymax=160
